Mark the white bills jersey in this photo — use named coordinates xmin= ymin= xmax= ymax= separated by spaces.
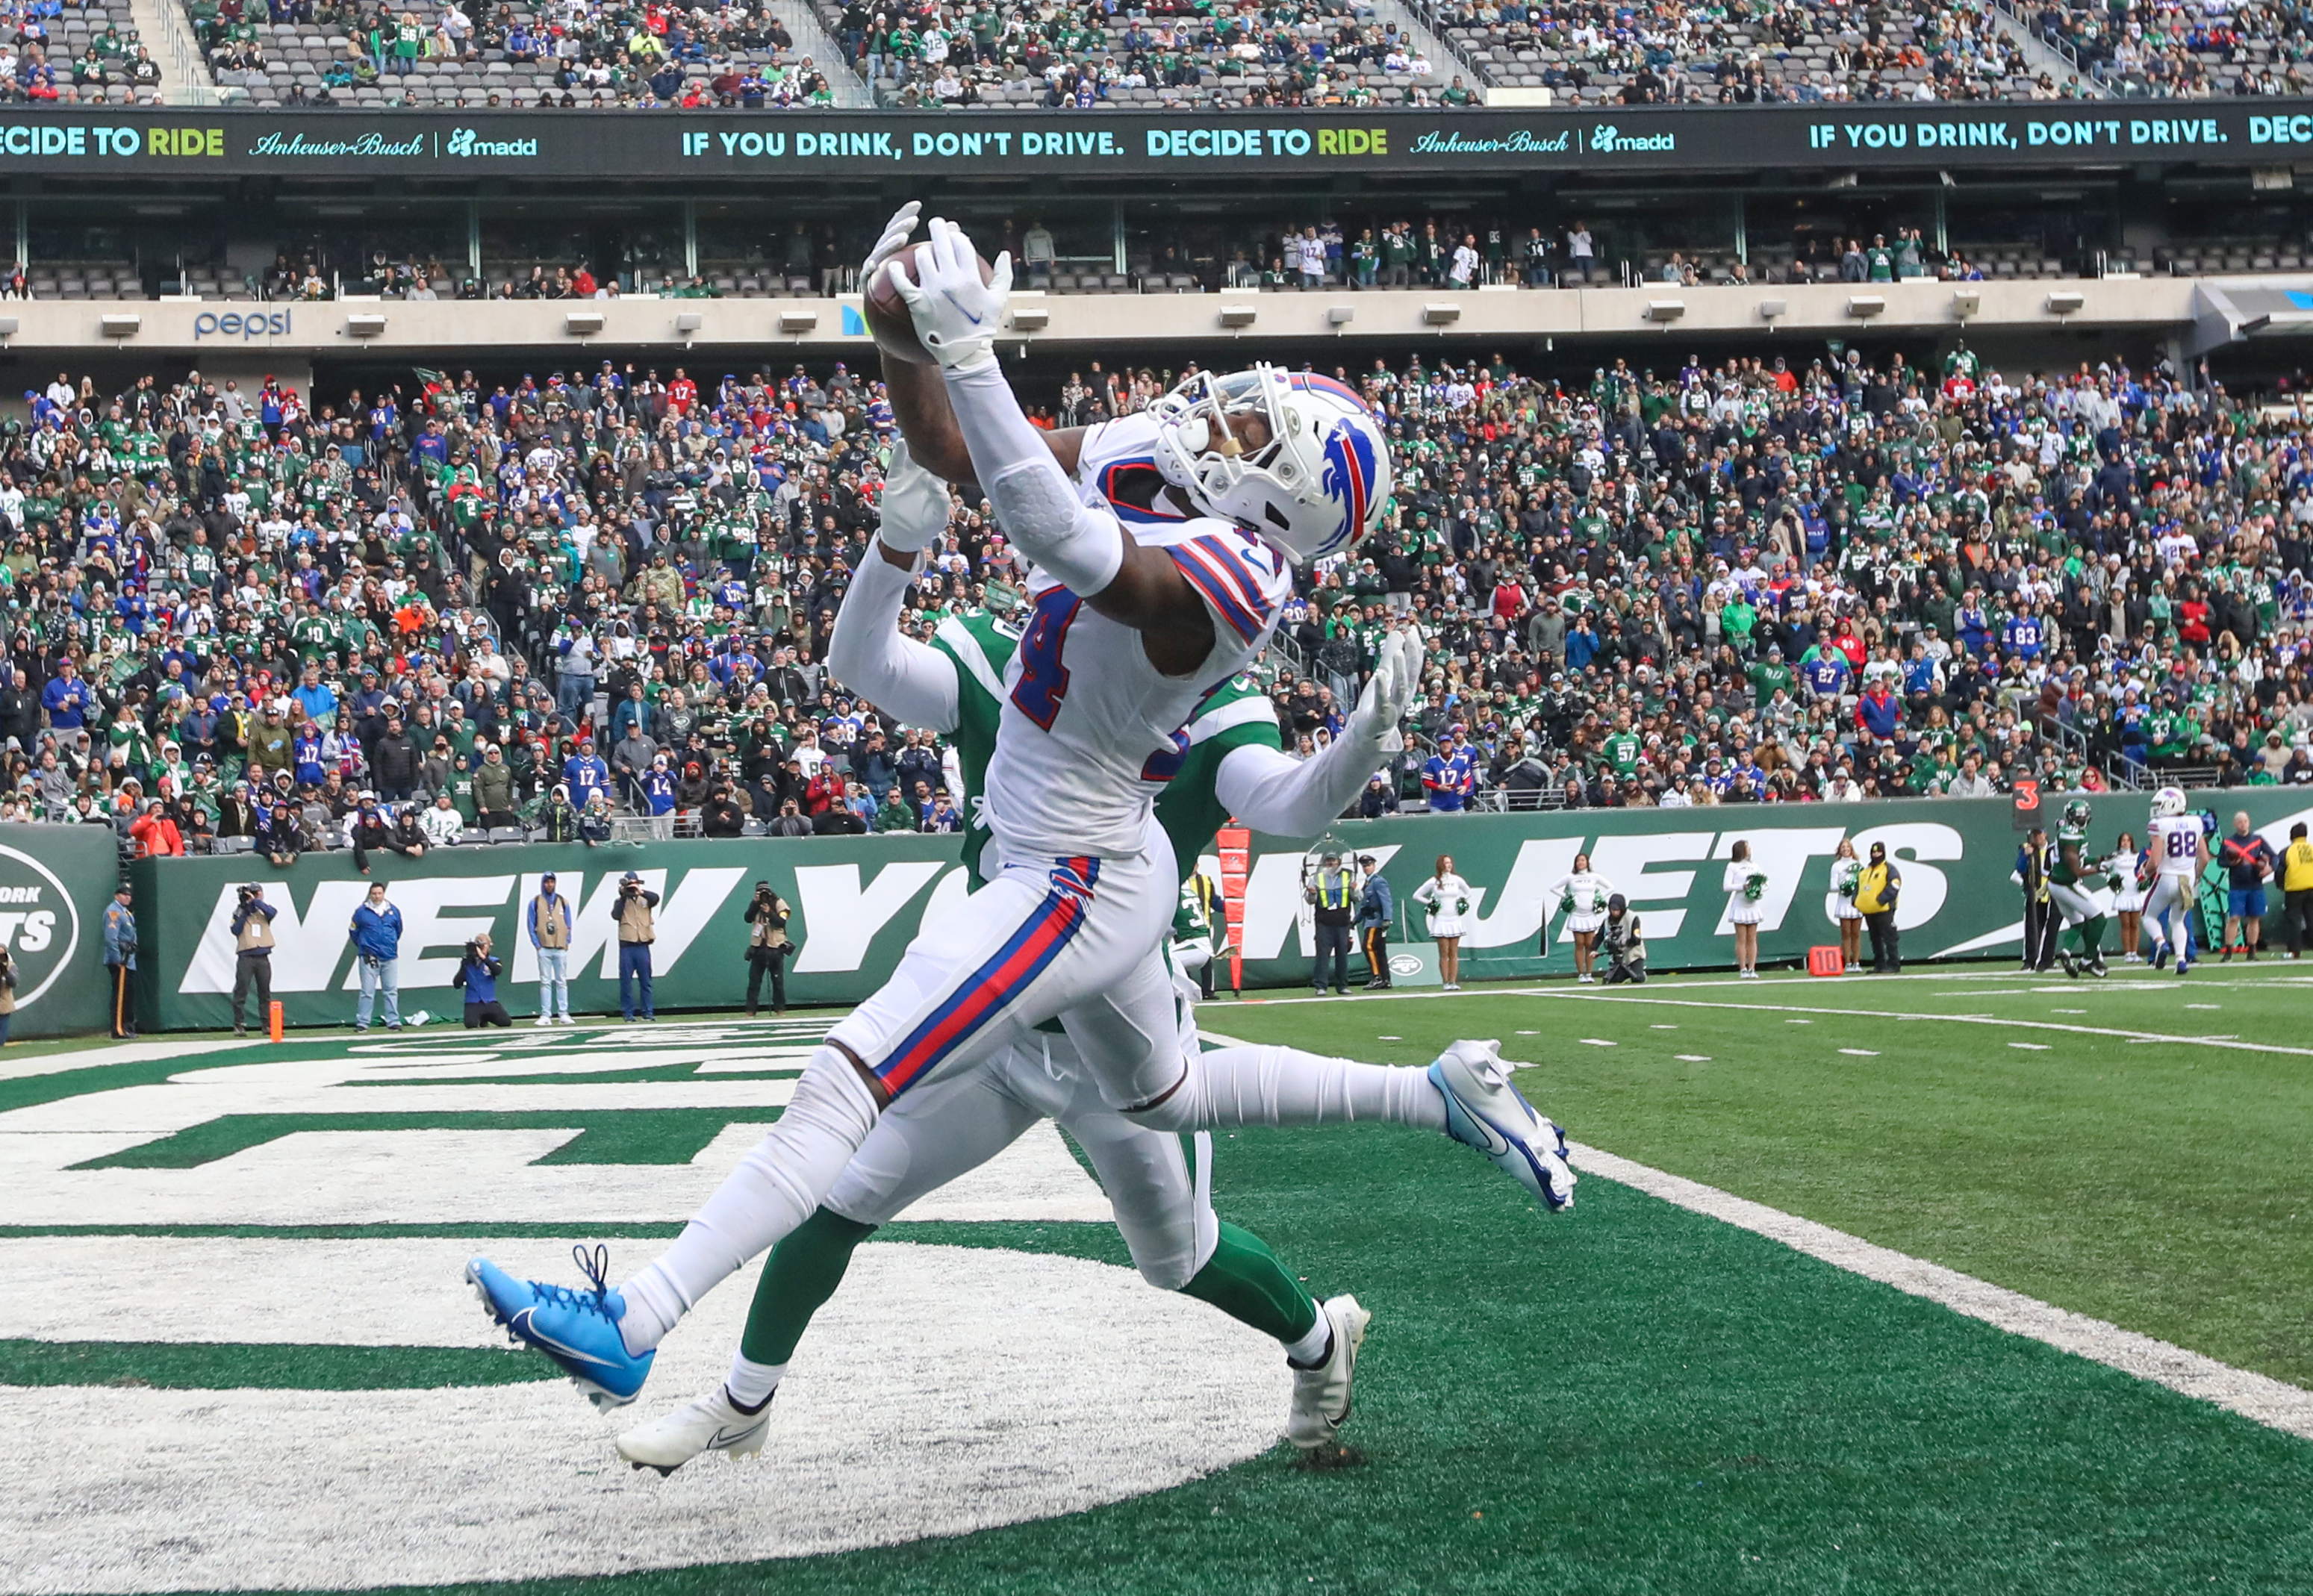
xmin=986 ymin=516 xmax=1292 ymax=858
xmin=2148 ymin=813 xmax=2203 ymax=879
xmin=1073 ymin=412 xmax=1196 ymax=529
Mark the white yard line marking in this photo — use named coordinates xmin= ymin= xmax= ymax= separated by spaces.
xmin=0 ymin=1038 xmax=246 ymax=1086
xmin=1839 ymin=1049 xmax=1879 ymax=1057
xmin=2009 ymin=1042 xmax=2051 ymax=1051
xmin=1786 ymin=1018 xmax=1812 ymax=1025
xmin=1674 ymin=1054 xmax=1712 ymax=1062
xmin=2188 ymin=1003 xmax=2222 ymax=1011
xmin=1650 ymin=1024 xmax=1678 ymax=1029
xmin=1521 ymin=992 xmax=2313 ymax=1060
xmin=1571 ymin=1142 xmax=2313 ymax=1445
xmin=1578 ymin=1038 xmax=1616 ymax=1047
xmin=1222 ymin=964 xmax=2312 ymax=1013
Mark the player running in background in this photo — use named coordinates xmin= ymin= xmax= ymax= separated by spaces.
xmin=2047 ymin=799 xmax=2113 ymax=978
xmin=614 ymin=455 xmax=1431 ymax=1469
xmin=469 ymin=207 xmax=1573 ymax=1420
xmin=2145 ymin=786 xmax=2203 ymax=974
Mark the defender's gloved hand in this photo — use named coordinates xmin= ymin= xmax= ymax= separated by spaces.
xmin=877 ymin=440 xmax=951 ymax=555
xmin=1347 ymin=626 xmax=1423 ymax=754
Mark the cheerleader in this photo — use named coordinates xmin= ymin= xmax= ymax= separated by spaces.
xmin=1826 ymin=836 xmax=1865 ymax=973
xmin=1548 ymin=852 xmax=1614 ymax=984
xmin=1723 ymin=838 xmax=1767 ymax=978
xmin=2108 ymin=830 xmax=2148 ymax=961
xmin=1412 ymin=853 xmax=1473 ymax=991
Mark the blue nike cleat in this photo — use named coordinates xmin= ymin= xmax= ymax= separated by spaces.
xmin=467 ymin=1244 xmax=655 ymax=1411
xmin=1428 ymin=1039 xmax=1576 ymax=1212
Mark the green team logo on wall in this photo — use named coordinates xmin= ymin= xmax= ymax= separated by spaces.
xmin=123 ymin=794 xmax=2313 ymax=1029
xmin=0 ymin=840 xmax=83 ymax=1009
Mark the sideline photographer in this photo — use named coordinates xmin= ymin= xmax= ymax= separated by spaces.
xmin=616 ymin=869 xmax=659 ymax=1023
xmin=229 ymin=882 xmax=278 ymax=1038
xmin=744 ymin=879 xmax=793 ymax=1017
xmin=455 ymin=933 xmax=512 ymax=1029
xmin=1600 ymin=893 xmax=1648 ymax=984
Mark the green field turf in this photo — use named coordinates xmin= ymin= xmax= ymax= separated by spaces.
xmin=4 ymin=970 xmax=2309 ymax=1596
xmin=1212 ymin=963 xmax=2313 ymax=1391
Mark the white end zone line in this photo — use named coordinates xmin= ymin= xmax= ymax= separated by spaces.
xmin=0 ymin=1036 xmax=246 ymax=1085
xmin=1225 ymin=976 xmax=2313 ymax=1057
xmin=1525 ymin=991 xmax=2313 ymax=1059
xmin=1572 ymin=1141 xmax=2313 ymax=1445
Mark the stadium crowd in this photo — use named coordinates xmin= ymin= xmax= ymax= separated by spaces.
xmin=1422 ymin=0 xmax=2075 ymax=104
xmin=0 ymin=328 xmax=2308 ymax=861
xmin=0 ymin=1 xmax=161 ymax=105
xmin=190 ymin=0 xmax=841 ymax=109
xmin=19 ymin=0 xmax=2313 ymax=107
xmin=826 ymin=0 xmax=1466 ymax=109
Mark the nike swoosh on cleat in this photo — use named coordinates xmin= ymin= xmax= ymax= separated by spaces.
xmin=1454 ymin=1101 xmax=1515 ymax=1158
xmin=510 ymin=1311 xmax=615 ymax=1375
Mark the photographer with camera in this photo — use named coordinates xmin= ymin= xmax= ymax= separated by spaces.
xmin=454 ymin=932 xmax=512 ymax=1029
xmin=616 ymin=869 xmax=659 ymax=1023
xmin=347 ymin=880 xmax=405 ymax=1032
xmin=103 ymin=882 xmax=137 ymax=1038
xmin=229 ymin=882 xmax=278 ymax=1039
xmin=1601 ymin=894 xmax=1648 ymax=985
xmin=768 ymin=797 xmax=812 ymax=838
xmin=744 ymin=879 xmax=793 ymax=1017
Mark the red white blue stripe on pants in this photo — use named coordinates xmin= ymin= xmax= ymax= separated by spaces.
xmin=876 ymin=856 xmax=1101 ymax=1096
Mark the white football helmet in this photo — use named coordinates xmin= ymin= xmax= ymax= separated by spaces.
xmin=1150 ymin=365 xmax=1391 ymax=564
xmin=2152 ymin=785 xmax=2187 ymax=818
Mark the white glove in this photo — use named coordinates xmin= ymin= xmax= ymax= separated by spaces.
xmin=887 ymin=216 xmax=1012 ymax=373
xmin=877 ymin=440 xmax=951 ymax=554
xmin=862 ymin=200 xmax=921 ymax=283
xmin=1346 ymin=626 xmax=1423 ymax=754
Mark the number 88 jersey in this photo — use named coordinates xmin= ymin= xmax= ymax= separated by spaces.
xmin=983 ymin=513 xmax=1293 ymax=861
xmin=2148 ymin=812 xmax=2203 ymax=878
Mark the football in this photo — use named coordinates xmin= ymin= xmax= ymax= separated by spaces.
xmin=863 ymin=242 xmax=997 ymax=367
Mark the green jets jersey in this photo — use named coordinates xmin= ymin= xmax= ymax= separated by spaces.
xmin=929 ymin=611 xmax=1283 ymax=891
xmin=2051 ymin=826 xmax=2087 ymax=888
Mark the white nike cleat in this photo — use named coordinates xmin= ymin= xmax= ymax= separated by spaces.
xmin=1428 ymin=1039 xmax=1576 ymax=1212
xmin=535 ymin=1014 xmax=554 ymax=1027
xmin=1287 ymin=1294 xmax=1372 ymax=1450
xmin=615 ymin=1385 xmax=773 ymax=1477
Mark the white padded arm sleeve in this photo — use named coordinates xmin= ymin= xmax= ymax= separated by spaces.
xmin=945 ymin=358 xmax=1124 ymax=596
xmin=1212 ymin=740 xmax=1378 ymax=841
xmin=826 ymin=548 xmax=961 ymax=732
